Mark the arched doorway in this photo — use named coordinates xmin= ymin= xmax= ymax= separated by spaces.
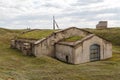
xmin=90 ymin=44 xmax=100 ymax=61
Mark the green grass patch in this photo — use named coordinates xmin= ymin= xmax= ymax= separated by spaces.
xmin=17 ymin=30 xmax=56 ymax=40
xmin=63 ymin=36 xmax=84 ymax=42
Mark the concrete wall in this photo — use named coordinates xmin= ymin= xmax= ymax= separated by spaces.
xmin=11 ymin=40 xmax=34 ymax=56
xmin=55 ymin=44 xmax=74 ymax=64
xmin=34 ymin=27 xmax=91 ymax=57
xmin=102 ymin=40 xmax=112 ymax=59
xmin=55 ymin=35 xmax=112 ymax=64
xmin=74 ymin=36 xmax=112 ymax=64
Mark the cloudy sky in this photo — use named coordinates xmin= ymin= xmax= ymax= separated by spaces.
xmin=0 ymin=0 xmax=120 ymax=29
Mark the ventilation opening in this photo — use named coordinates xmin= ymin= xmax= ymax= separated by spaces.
xmin=66 ymin=55 xmax=69 ymax=62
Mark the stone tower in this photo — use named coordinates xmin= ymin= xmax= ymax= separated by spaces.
xmin=96 ymin=21 xmax=108 ymax=29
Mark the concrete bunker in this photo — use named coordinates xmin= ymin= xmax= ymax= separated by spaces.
xmin=11 ymin=27 xmax=112 ymax=64
xmin=55 ymin=34 xmax=112 ymax=64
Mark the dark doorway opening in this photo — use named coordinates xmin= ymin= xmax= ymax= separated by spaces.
xmin=66 ymin=55 xmax=69 ymax=62
xmin=90 ymin=44 xmax=100 ymax=61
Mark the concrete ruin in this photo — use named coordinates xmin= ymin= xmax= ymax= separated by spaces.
xmin=11 ymin=39 xmax=37 ymax=56
xmin=96 ymin=21 xmax=108 ymax=29
xmin=11 ymin=27 xmax=112 ymax=64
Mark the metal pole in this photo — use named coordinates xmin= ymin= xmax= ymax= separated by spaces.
xmin=53 ymin=16 xmax=55 ymax=30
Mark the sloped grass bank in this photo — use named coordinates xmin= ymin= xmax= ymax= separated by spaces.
xmin=87 ymin=28 xmax=120 ymax=45
xmin=0 ymin=45 xmax=120 ymax=80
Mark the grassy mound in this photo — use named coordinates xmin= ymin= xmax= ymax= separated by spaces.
xmin=17 ymin=29 xmax=56 ymax=40
xmin=86 ymin=28 xmax=120 ymax=45
xmin=0 ymin=28 xmax=24 ymax=44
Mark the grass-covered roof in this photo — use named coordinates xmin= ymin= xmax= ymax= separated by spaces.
xmin=17 ymin=29 xmax=56 ymax=40
xmin=63 ymin=36 xmax=84 ymax=42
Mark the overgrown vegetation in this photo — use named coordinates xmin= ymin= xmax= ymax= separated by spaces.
xmin=17 ymin=29 xmax=56 ymax=39
xmin=0 ymin=28 xmax=120 ymax=80
xmin=63 ymin=36 xmax=84 ymax=42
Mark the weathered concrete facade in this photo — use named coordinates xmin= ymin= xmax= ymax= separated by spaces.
xmin=11 ymin=39 xmax=36 ymax=56
xmin=96 ymin=21 xmax=108 ymax=29
xmin=11 ymin=27 xmax=91 ymax=57
xmin=11 ymin=27 xmax=112 ymax=64
xmin=34 ymin=27 xmax=91 ymax=57
xmin=55 ymin=34 xmax=112 ymax=64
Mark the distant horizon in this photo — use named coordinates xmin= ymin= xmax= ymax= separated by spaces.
xmin=0 ymin=25 xmax=120 ymax=30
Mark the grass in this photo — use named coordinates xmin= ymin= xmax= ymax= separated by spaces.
xmin=63 ymin=36 xmax=84 ymax=42
xmin=17 ymin=29 xmax=56 ymax=40
xmin=86 ymin=28 xmax=120 ymax=45
xmin=0 ymin=28 xmax=120 ymax=80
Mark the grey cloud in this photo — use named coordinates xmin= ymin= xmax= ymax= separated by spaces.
xmin=71 ymin=0 xmax=104 ymax=6
xmin=0 ymin=13 xmax=53 ymax=29
xmin=42 ymin=3 xmax=61 ymax=8
xmin=0 ymin=0 xmax=120 ymax=29
xmin=58 ymin=7 xmax=120 ymax=21
xmin=20 ymin=6 xmax=120 ymax=24
xmin=0 ymin=14 xmax=52 ymax=25
xmin=14 ymin=14 xmax=51 ymax=21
